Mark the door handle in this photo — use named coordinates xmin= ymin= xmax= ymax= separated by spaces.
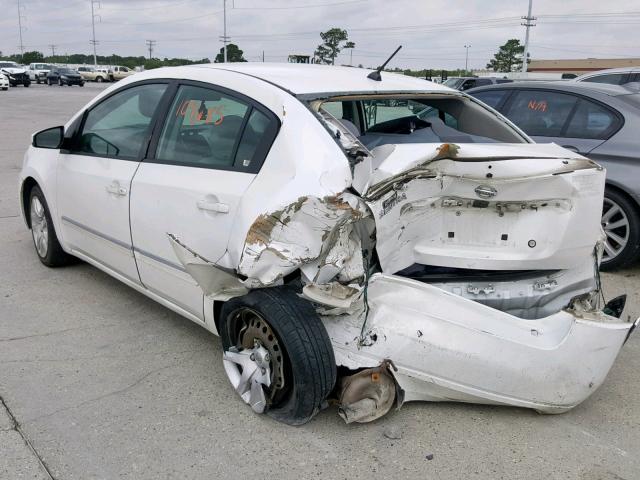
xmin=106 ymin=181 xmax=127 ymax=196
xmin=197 ymin=200 xmax=229 ymax=213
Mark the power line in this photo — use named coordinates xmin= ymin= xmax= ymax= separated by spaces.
xmin=232 ymin=0 xmax=366 ymax=10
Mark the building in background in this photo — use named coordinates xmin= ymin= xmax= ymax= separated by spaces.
xmin=528 ymin=58 xmax=640 ymax=76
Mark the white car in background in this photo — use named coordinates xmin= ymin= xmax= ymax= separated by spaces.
xmin=28 ymin=62 xmax=54 ymax=83
xmin=18 ymin=64 xmax=638 ymax=425
xmin=574 ymin=67 xmax=640 ymax=86
xmin=0 ymin=71 xmax=8 ymax=90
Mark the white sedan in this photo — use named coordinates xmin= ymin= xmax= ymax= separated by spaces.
xmin=19 ymin=63 xmax=637 ymax=425
xmin=0 ymin=72 xmax=8 ymax=90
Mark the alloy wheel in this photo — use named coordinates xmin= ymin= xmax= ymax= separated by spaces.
xmin=602 ymin=197 xmax=630 ymax=263
xmin=30 ymin=196 xmax=49 ymax=258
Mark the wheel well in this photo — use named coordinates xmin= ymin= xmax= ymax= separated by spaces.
xmin=21 ymin=177 xmax=38 ymax=228
xmin=605 ymin=183 xmax=640 ymax=213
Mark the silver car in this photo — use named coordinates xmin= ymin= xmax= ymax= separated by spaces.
xmin=468 ymin=82 xmax=640 ymax=269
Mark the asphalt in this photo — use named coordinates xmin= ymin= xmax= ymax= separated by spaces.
xmin=0 ymin=82 xmax=639 ymax=480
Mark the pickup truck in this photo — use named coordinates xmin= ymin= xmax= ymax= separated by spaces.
xmin=28 ymin=63 xmax=53 ymax=83
xmin=108 ymin=65 xmax=135 ymax=81
xmin=78 ymin=67 xmax=110 ymax=82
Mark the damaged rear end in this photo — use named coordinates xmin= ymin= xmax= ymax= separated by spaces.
xmin=171 ymin=89 xmax=637 ymax=424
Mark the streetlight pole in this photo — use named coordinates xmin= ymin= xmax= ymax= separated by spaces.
xmin=16 ymin=0 xmax=25 ymax=62
xmin=464 ymin=45 xmax=471 ymax=73
xmin=521 ymin=0 xmax=536 ymax=72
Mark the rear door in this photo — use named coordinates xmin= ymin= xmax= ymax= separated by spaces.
xmin=56 ymin=82 xmax=170 ymax=283
xmin=502 ymin=89 xmax=621 ymax=155
xmin=130 ymin=82 xmax=279 ymax=320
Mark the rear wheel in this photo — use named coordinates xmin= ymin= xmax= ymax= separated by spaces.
xmin=58 ymin=78 xmax=63 ymax=86
xmin=96 ymin=76 xmax=103 ymax=83
xmin=220 ymin=287 xmax=336 ymax=425
xmin=28 ymin=186 xmax=74 ymax=267
xmin=600 ymin=188 xmax=640 ymax=270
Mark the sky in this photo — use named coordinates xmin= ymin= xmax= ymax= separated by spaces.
xmin=0 ymin=0 xmax=638 ymax=69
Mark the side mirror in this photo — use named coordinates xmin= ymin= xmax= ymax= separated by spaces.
xmin=32 ymin=126 xmax=64 ymax=149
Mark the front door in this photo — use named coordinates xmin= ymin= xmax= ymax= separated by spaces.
xmin=56 ymin=82 xmax=170 ymax=283
xmin=130 ymin=82 xmax=279 ymax=319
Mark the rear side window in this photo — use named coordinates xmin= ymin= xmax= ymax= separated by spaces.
xmin=581 ymin=73 xmax=626 ymax=85
xmin=503 ymin=90 xmax=578 ymax=137
xmin=471 ymin=90 xmax=509 ymax=109
xmin=564 ymin=99 xmax=620 ymax=139
xmin=154 ymin=84 xmax=279 ymax=172
xmin=74 ymin=83 xmax=168 ymax=159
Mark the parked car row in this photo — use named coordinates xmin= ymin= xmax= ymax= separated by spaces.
xmin=0 ymin=61 xmax=137 ymax=89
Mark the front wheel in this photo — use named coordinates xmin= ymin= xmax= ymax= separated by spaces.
xmin=58 ymin=78 xmax=63 ymax=86
xmin=96 ymin=76 xmax=103 ymax=83
xmin=220 ymin=288 xmax=336 ymax=425
xmin=28 ymin=186 xmax=74 ymax=267
xmin=600 ymin=188 xmax=640 ymax=270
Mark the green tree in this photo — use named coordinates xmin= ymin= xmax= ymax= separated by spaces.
xmin=214 ymin=44 xmax=246 ymax=63
xmin=21 ymin=51 xmax=44 ymax=64
xmin=486 ymin=39 xmax=525 ymax=73
xmin=314 ymin=28 xmax=352 ymax=65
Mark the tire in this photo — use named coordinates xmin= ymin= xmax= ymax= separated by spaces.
xmin=79 ymin=82 xmax=84 ymax=87
xmin=600 ymin=187 xmax=640 ymax=270
xmin=96 ymin=76 xmax=103 ymax=83
xmin=58 ymin=78 xmax=63 ymax=86
xmin=220 ymin=287 xmax=336 ymax=425
xmin=24 ymin=82 xmax=30 ymax=87
xmin=47 ymin=78 xmax=52 ymax=86
xmin=28 ymin=185 xmax=74 ymax=267
xmin=36 ymin=78 xmax=40 ymax=84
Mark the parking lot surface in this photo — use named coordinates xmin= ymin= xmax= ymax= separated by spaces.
xmin=1 ymin=82 xmax=639 ymax=480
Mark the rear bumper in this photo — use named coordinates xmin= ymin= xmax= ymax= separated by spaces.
xmin=321 ymin=273 xmax=635 ymax=413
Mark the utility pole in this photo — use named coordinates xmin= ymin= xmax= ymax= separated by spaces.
xmin=90 ymin=0 xmax=101 ymax=67
xmin=464 ymin=45 xmax=471 ymax=72
xmin=521 ymin=0 xmax=536 ymax=72
xmin=222 ymin=0 xmax=228 ymax=63
xmin=262 ymin=50 xmax=264 ymax=62
xmin=49 ymin=44 xmax=57 ymax=57
xmin=146 ymin=40 xmax=156 ymax=60
xmin=16 ymin=0 xmax=25 ymax=62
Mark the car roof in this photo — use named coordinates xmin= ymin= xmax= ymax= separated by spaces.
xmin=467 ymin=80 xmax=637 ymax=98
xmin=575 ymin=67 xmax=640 ymax=80
xmin=189 ymin=63 xmax=452 ymax=95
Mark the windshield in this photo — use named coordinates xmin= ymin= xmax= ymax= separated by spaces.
xmin=0 ymin=62 xmax=18 ymax=68
xmin=443 ymin=78 xmax=463 ymax=88
xmin=59 ymin=68 xmax=75 ymax=74
xmin=315 ymin=94 xmax=526 ymax=151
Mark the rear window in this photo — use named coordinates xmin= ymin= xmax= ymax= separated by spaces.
xmin=503 ymin=90 xmax=578 ymax=137
xmin=318 ymin=95 xmax=526 ymax=150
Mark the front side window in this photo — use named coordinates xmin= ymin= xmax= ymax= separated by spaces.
xmin=74 ymin=83 xmax=168 ymax=159
xmin=471 ymin=89 xmax=509 ymax=109
xmin=503 ymin=90 xmax=578 ymax=137
xmin=155 ymin=84 xmax=278 ymax=171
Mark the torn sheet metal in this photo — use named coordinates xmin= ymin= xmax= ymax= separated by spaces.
xmin=321 ymin=273 xmax=635 ymax=413
xmin=237 ymin=192 xmax=373 ymax=288
xmin=168 ymin=234 xmax=248 ymax=299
